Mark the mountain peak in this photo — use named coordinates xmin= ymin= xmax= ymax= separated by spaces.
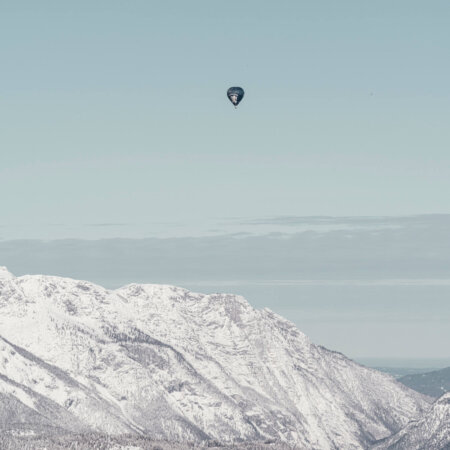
xmin=0 ymin=266 xmax=14 ymax=279
xmin=437 ymin=391 xmax=450 ymax=406
xmin=0 ymin=271 xmax=432 ymax=448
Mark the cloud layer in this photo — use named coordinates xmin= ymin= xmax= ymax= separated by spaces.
xmin=1 ymin=215 xmax=449 ymax=359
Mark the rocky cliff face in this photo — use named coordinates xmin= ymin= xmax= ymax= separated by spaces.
xmin=0 ymin=268 xmax=430 ymax=449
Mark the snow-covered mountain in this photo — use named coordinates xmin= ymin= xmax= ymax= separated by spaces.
xmin=373 ymin=393 xmax=450 ymax=449
xmin=0 ymin=267 xmax=431 ymax=449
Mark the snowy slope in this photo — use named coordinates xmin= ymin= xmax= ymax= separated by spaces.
xmin=372 ymin=393 xmax=450 ymax=449
xmin=0 ymin=268 xmax=430 ymax=449
xmin=0 ymin=266 xmax=14 ymax=280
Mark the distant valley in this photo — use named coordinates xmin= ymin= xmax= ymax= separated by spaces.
xmin=398 ymin=367 xmax=450 ymax=398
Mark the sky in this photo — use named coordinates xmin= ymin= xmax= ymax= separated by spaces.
xmin=2 ymin=216 xmax=450 ymax=362
xmin=1 ymin=1 xmax=450 ymax=362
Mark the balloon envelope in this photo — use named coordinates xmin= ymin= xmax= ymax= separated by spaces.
xmin=227 ymin=87 xmax=245 ymax=107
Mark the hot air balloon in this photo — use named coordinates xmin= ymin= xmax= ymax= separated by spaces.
xmin=227 ymin=87 xmax=245 ymax=108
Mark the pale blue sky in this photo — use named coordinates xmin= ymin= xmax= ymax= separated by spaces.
xmin=2 ymin=0 xmax=450 ymax=229
xmin=1 ymin=2 xmax=450 ymax=361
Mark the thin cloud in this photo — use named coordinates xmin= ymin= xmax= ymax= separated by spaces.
xmin=234 ymin=214 xmax=450 ymax=227
xmin=84 ymin=223 xmax=131 ymax=227
xmin=184 ymin=279 xmax=450 ymax=287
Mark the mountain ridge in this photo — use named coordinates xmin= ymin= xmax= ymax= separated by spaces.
xmin=0 ymin=269 xmax=431 ymax=449
xmin=399 ymin=367 xmax=450 ymax=398
xmin=373 ymin=393 xmax=450 ymax=449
